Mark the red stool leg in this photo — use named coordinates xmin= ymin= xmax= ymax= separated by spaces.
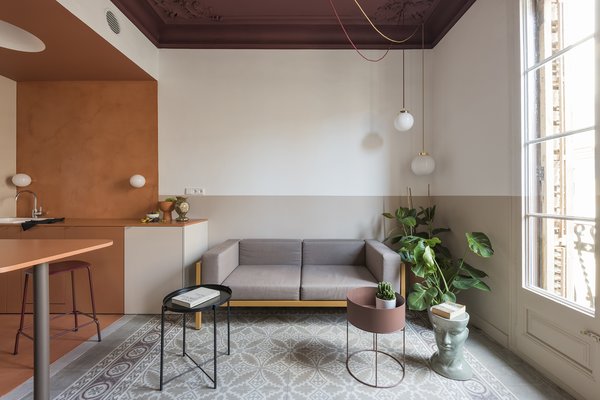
xmin=87 ymin=266 xmax=101 ymax=342
xmin=71 ymin=270 xmax=79 ymax=331
xmin=14 ymin=273 xmax=30 ymax=355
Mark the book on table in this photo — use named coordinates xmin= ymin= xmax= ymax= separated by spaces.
xmin=430 ymin=301 xmax=466 ymax=319
xmin=171 ymin=287 xmax=220 ymax=308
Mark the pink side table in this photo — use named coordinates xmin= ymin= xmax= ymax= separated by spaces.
xmin=346 ymin=286 xmax=406 ymax=388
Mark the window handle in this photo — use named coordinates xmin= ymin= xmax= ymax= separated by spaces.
xmin=580 ymin=330 xmax=600 ymax=343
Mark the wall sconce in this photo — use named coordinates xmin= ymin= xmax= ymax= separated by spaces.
xmin=12 ymin=173 xmax=32 ymax=187
xmin=129 ymin=174 xmax=146 ymax=188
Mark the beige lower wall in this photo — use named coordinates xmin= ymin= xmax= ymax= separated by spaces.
xmin=0 ymin=76 xmax=16 ymax=216
xmin=175 ymin=194 xmax=518 ymax=346
xmin=432 ymin=195 xmax=520 ymax=345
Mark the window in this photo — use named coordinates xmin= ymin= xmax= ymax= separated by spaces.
xmin=523 ymin=0 xmax=596 ymax=311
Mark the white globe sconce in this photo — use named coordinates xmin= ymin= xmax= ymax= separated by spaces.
xmin=12 ymin=173 xmax=32 ymax=187
xmin=129 ymin=174 xmax=146 ymax=188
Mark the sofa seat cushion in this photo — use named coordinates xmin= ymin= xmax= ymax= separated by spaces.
xmin=223 ymin=264 xmax=301 ymax=300
xmin=301 ymin=264 xmax=377 ymax=300
xmin=303 ymin=240 xmax=365 ymax=266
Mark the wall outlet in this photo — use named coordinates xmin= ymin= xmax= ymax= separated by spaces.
xmin=184 ymin=187 xmax=205 ymax=195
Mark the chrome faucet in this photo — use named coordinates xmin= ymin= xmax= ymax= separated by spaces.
xmin=15 ymin=190 xmax=43 ymax=219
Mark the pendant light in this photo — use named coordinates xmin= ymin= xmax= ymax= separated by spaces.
xmin=411 ymin=23 xmax=435 ymax=176
xmin=394 ymin=49 xmax=414 ymax=131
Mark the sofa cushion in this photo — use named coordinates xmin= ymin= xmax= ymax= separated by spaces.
xmin=303 ymin=240 xmax=365 ymax=266
xmin=223 ymin=264 xmax=301 ymax=300
xmin=239 ymin=239 xmax=302 ymax=266
xmin=301 ymin=264 xmax=377 ymax=300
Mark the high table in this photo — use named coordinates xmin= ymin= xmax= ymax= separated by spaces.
xmin=0 ymin=239 xmax=113 ymax=400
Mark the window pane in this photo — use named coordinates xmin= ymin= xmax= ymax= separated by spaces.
xmin=526 ymin=39 xmax=594 ymax=140
xmin=527 ymin=217 xmax=596 ymax=310
xmin=527 ymin=131 xmax=595 ymax=218
xmin=526 ymin=0 xmax=594 ymax=67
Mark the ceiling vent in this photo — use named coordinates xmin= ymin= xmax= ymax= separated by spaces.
xmin=106 ymin=10 xmax=121 ymax=34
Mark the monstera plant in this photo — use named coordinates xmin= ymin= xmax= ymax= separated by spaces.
xmin=383 ymin=205 xmax=494 ymax=311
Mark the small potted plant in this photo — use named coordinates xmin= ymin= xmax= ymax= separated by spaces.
xmin=375 ymin=281 xmax=396 ymax=309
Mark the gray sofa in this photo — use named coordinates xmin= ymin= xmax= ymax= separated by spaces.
xmin=201 ymin=239 xmax=403 ymax=303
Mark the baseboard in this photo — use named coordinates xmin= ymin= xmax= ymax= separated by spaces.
xmin=469 ymin=312 xmax=509 ymax=348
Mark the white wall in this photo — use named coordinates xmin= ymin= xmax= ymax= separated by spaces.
xmin=158 ymin=49 xmax=434 ymax=196
xmin=0 ymin=76 xmax=16 ymax=216
xmin=431 ymin=0 xmax=516 ymax=197
xmin=429 ymin=0 xmax=520 ymax=344
xmin=57 ymin=0 xmax=158 ymax=79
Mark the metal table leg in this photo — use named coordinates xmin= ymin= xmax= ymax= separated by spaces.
xmin=33 ymin=262 xmax=50 ymax=400
xmin=213 ymin=305 xmax=217 ymax=389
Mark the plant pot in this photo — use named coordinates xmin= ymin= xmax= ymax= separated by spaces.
xmin=158 ymin=201 xmax=175 ymax=223
xmin=375 ymin=297 xmax=396 ymax=309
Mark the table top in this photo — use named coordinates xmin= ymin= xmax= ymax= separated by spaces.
xmin=0 ymin=239 xmax=113 ymax=273
xmin=163 ymin=284 xmax=232 ymax=313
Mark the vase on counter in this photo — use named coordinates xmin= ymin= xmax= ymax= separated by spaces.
xmin=158 ymin=201 xmax=175 ymax=223
xmin=174 ymin=196 xmax=190 ymax=222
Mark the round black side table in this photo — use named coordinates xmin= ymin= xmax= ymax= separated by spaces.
xmin=159 ymin=284 xmax=232 ymax=390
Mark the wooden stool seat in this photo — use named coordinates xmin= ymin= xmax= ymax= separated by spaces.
xmin=14 ymin=260 xmax=101 ymax=355
xmin=24 ymin=260 xmax=90 ymax=276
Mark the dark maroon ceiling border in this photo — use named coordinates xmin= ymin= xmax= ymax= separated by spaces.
xmin=111 ymin=0 xmax=477 ymax=49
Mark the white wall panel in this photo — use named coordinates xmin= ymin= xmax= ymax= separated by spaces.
xmin=158 ymin=49 xmax=432 ymax=196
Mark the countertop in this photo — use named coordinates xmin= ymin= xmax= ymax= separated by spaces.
xmin=0 ymin=218 xmax=207 ymax=228
xmin=0 ymin=239 xmax=113 ymax=273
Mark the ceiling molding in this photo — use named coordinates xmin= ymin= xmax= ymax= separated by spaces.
xmin=111 ymin=0 xmax=477 ymax=49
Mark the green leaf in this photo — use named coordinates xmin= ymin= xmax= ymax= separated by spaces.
xmin=432 ymin=227 xmax=451 ymax=235
xmin=460 ymin=261 xmax=488 ymax=278
xmin=382 ymin=212 xmax=395 ymax=219
xmin=401 ymin=216 xmax=417 ymax=227
xmin=425 ymin=237 xmax=441 ymax=247
xmin=407 ymin=283 xmax=435 ymax=311
xmin=423 ymin=246 xmax=436 ymax=269
xmin=466 ymin=232 xmax=494 ymax=258
xmin=441 ymin=291 xmax=457 ymax=303
xmin=411 ymin=261 xmax=427 ymax=278
xmin=451 ymin=275 xmax=489 ymax=291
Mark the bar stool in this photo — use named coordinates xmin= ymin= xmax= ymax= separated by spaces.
xmin=13 ymin=260 xmax=101 ymax=355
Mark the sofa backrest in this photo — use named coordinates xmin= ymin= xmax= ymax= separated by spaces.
xmin=239 ymin=239 xmax=302 ymax=266
xmin=303 ymin=239 xmax=365 ymax=266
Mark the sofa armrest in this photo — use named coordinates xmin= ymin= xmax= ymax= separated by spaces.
xmin=201 ymin=239 xmax=240 ymax=284
xmin=365 ymin=239 xmax=404 ymax=297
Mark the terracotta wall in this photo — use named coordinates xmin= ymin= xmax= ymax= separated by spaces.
xmin=16 ymin=81 xmax=157 ymax=219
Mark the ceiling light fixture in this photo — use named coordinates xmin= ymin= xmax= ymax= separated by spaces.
xmin=411 ymin=23 xmax=435 ymax=176
xmin=328 ymin=0 xmax=419 ymax=63
xmin=0 ymin=20 xmax=45 ymax=53
xmin=394 ymin=49 xmax=414 ymax=131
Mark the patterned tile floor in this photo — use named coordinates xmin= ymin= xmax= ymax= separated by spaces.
xmin=5 ymin=309 xmax=575 ymax=400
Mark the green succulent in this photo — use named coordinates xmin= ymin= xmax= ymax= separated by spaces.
xmin=376 ymin=281 xmax=396 ymax=300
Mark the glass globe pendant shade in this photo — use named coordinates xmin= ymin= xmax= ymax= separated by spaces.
xmin=411 ymin=152 xmax=435 ymax=176
xmin=12 ymin=173 xmax=32 ymax=187
xmin=394 ymin=109 xmax=414 ymax=131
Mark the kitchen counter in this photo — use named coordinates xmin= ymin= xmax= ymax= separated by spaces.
xmin=0 ymin=218 xmax=207 ymax=228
